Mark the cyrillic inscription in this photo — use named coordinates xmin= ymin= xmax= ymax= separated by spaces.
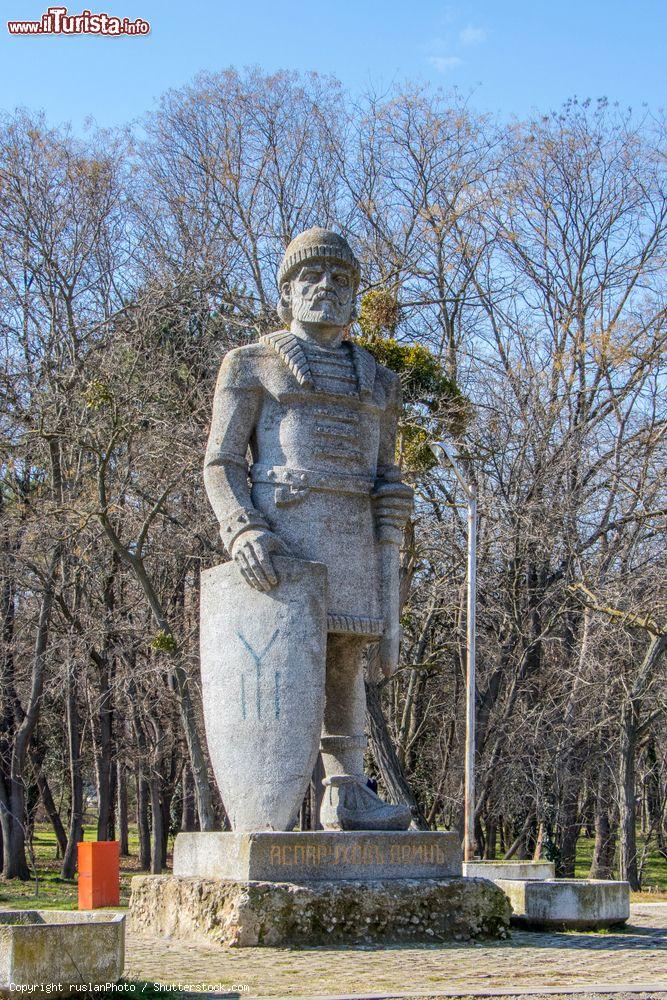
xmin=266 ymin=841 xmax=449 ymax=867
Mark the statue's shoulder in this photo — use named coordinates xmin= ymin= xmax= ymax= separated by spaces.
xmin=216 ymin=339 xmax=279 ymax=390
xmin=372 ymin=357 xmax=400 ymax=389
xmin=348 ymin=341 xmax=398 ymax=386
xmin=352 ymin=345 xmax=400 ymax=404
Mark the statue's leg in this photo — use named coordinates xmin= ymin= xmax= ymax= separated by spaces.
xmin=319 ymin=633 xmax=411 ymax=831
xmin=320 ymin=634 xmax=367 ymax=783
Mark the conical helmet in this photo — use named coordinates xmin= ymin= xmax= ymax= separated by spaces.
xmin=277 ymin=227 xmax=361 ymax=288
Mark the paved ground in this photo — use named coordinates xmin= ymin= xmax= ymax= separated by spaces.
xmin=323 ymin=994 xmax=667 ymax=1000
xmin=123 ymin=903 xmax=667 ymax=1000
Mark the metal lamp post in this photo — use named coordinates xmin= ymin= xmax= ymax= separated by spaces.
xmin=430 ymin=441 xmax=477 ymax=862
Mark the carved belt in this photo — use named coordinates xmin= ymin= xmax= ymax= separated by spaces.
xmin=250 ymin=464 xmax=374 ymax=507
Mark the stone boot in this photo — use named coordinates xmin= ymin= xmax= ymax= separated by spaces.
xmin=321 ymin=775 xmax=412 ymax=831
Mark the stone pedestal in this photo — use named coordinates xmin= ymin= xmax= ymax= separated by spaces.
xmin=174 ymin=830 xmax=461 ymax=883
xmin=131 ymin=831 xmax=511 ymax=947
xmin=130 ymin=874 xmax=510 ymax=947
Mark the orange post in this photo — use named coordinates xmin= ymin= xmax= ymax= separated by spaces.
xmin=77 ymin=841 xmax=120 ymax=909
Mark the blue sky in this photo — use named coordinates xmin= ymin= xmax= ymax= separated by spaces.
xmin=1 ymin=0 xmax=665 ymax=131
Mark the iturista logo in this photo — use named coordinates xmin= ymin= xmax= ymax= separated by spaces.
xmin=7 ymin=6 xmax=150 ymax=35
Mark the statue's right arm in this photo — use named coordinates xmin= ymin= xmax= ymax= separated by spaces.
xmin=204 ymin=348 xmax=287 ymax=592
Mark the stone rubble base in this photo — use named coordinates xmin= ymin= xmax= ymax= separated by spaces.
xmin=130 ymin=874 xmax=511 ymax=947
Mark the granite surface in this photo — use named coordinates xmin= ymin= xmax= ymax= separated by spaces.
xmin=173 ymin=830 xmax=462 ymax=882
xmin=200 ymin=228 xmax=414 ymax=832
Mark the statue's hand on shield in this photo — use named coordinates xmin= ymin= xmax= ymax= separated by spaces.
xmin=231 ymin=529 xmax=290 ymax=592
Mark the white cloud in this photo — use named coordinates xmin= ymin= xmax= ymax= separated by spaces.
xmin=459 ymin=25 xmax=486 ymax=46
xmin=428 ymin=55 xmax=464 ymax=72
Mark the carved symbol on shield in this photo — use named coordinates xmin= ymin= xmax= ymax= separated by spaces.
xmin=200 ymin=556 xmax=327 ymax=831
xmin=236 ymin=628 xmax=280 ymax=721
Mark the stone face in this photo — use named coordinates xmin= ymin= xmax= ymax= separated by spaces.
xmin=130 ymin=874 xmax=510 ymax=947
xmin=0 ymin=910 xmax=124 ymax=996
xmin=173 ymin=830 xmax=461 ymax=883
xmin=463 ymin=860 xmax=555 ymax=880
xmin=495 ymin=878 xmax=630 ymax=929
xmin=200 ymin=556 xmax=327 ymax=831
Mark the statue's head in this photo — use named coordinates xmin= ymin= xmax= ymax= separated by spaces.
xmin=277 ymin=227 xmax=360 ymax=330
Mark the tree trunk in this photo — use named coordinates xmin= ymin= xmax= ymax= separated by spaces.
xmin=117 ymin=762 xmax=129 ymax=856
xmin=619 ymin=700 xmax=640 ymax=889
xmin=312 ymin=754 xmax=325 ymax=831
xmin=590 ymin=807 xmax=616 ymax=879
xmin=33 ymin=758 xmax=67 ymax=856
xmin=474 ymin=815 xmax=486 ymax=858
xmin=95 ymin=665 xmax=116 ymax=842
xmin=504 ymin=813 xmax=534 ymax=860
xmin=159 ymin=749 xmax=178 ymax=869
xmin=557 ymin=782 xmax=581 ymax=877
xmin=149 ymin=774 xmax=163 ymax=874
xmin=0 ymin=774 xmax=13 ymax=874
xmin=96 ymin=561 xmax=118 ymax=842
xmin=6 ymin=547 xmax=59 ymax=879
xmin=365 ymin=681 xmax=429 ymax=829
xmin=299 ymin=786 xmax=312 ymax=831
xmin=160 ymin=788 xmax=171 ymax=869
xmin=484 ymin=820 xmax=497 ymax=859
xmin=130 ymin=680 xmax=152 ymax=869
xmin=62 ymin=659 xmax=84 ymax=879
xmin=180 ymin=766 xmax=197 ymax=833
xmin=135 ymin=768 xmax=151 ymax=871
xmin=0 ymin=544 xmax=17 ymax=875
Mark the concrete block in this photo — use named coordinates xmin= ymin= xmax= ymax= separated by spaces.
xmin=0 ymin=910 xmax=125 ymax=996
xmin=174 ymin=830 xmax=462 ymax=882
xmin=495 ymin=878 xmax=630 ymax=929
xmin=463 ymin=860 xmax=555 ymax=880
xmin=130 ymin=874 xmax=510 ymax=946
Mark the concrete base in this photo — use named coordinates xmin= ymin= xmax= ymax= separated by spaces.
xmin=464 ymin=860 xmax=555 ymax=880
xmin=0 ymin=911 xmax=125 ymax=997
xmin=130 ymin=874 xmax=510 ymax=947
xmin=174 ymin=830 xmax=461 ymax=883
xmin=495 ymin=878 xmax=630 ymax=930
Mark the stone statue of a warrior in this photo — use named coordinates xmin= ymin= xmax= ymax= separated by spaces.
xmin=203 ymin=228 xmax=413 ymax=831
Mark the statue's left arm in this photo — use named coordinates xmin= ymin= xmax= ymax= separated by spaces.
xmin=373 ymin=372 xmax=414 ymax=676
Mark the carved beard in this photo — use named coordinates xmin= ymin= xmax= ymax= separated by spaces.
xmin=291 ymin=288 xmax=354 ymax=328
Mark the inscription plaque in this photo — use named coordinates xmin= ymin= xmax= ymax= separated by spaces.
xmin=174 ymin=830 xmax=462 ymax=884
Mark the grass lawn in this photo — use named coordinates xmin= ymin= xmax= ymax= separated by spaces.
xmin=575 ymin=833 xmax=667 ymax=901
xmin=0 ymin=823 xmax=161 ymax=911
xmin=0 ymin=824 xmax=665 ymax=910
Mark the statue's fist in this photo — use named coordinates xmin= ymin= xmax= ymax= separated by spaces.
xmin=231 ymin=530 xmax=289 ymax=592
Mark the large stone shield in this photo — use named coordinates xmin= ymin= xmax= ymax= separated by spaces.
xmin=200 ymin=555 xmax=327 ymax=831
